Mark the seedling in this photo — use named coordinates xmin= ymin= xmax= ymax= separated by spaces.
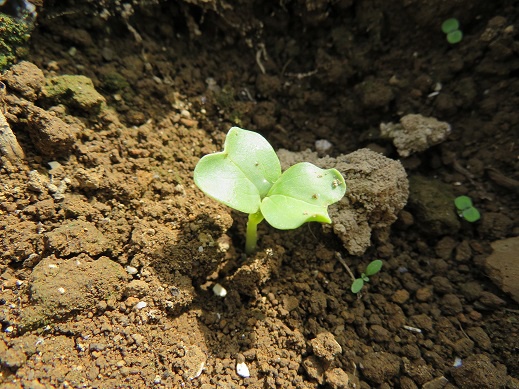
xmin=454 ymin=195 xmax=480 ymax=222
xmin=351 ymin=260 xmax=383 ymax=294
xmin=442 ymin=18 xmax=463 ymax=44
xmin=194 ymin=127 xmax=346 ymax=254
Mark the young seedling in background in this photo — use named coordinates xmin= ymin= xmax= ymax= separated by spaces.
xmin=454 ymin=195 xmax=481 ymax=222
xmin=442 ymin=18 xmax=463 ymax=44
xmin=350 ymin=260 xmax=383 ymax=294
xmin=194 ymin=127 xmax=346 ymax=255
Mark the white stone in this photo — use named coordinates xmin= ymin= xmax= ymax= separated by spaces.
xmin=134 ymin=301 xmax=147 ymax=310
xmin=212 ymin=283 xmax=227 ymax=297
xmin=236 ymin=361 xmax=250 ymax=378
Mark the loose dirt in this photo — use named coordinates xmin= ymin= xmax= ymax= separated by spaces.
xmin=0 ymin=1 xmax=518 ymax=388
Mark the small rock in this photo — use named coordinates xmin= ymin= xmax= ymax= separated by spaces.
xmin=236 ymin=361 xmax=250 ymax=378
xmin=134 ymin=301 xmax=147 ymax=310
xmin=324 ymin=367 xmax=349 ymax=389
xmin=380 ymin=114 xmax=451 ymax=158
xmin=309 ymin=332 xmax=342 ymax=363
xmin=392 ymin=289 xmax=410 ymax=304
xmin=2 ymin=61 xmax=45 ymax=101
xmin=451 ymin=354 xmax=507 ymax=388
xmin=370 ymin=324 xmax=391 ymax=342
xmin=361 ymin=352 xmax=401 ymax=384
xmin=415 ymin=287 xmax=434 ymax=302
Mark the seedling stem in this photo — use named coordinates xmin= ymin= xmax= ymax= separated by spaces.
xmin=246 ymin=211 xmax=264 ymax=254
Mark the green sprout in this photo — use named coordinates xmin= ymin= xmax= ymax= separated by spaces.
xmin=194 ymin=127 xmax=346 ymax=255
xmin=454 ymin=195 xmax=480 ymax=222
xmin=441 ymin=18 xmax=463 ymax=44
xmin=351 ymin=260 xmax=383 ymax=294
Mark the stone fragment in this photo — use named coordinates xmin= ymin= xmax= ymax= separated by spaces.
xmin=380 ymin=114 xmax=451 ymax=157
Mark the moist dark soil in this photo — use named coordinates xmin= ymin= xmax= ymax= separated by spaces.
xmin=1 ymin=1 xmax=518 ymax=388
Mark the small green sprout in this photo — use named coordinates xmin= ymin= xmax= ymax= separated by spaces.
xmin=194 ymin=127 xmax=346 ymax=255
xmin=454 ymin=195 xmax=480 ymax=222
xmin=351 ymin=260 xmax=383 ymax=294
xmin=442 ymin=18 xmax=463 ymax=44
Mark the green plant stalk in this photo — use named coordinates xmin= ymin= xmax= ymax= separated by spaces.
xmin=245 ymin=211 xmax=264 ymax=255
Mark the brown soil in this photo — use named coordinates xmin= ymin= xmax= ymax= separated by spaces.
xmin=1 ymin=1 xmax=518 ymax=388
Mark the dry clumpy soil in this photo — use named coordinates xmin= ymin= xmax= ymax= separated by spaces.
xmin=1 ymin=1 xmax=518 ymax=388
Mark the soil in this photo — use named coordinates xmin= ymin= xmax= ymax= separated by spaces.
xmin=1 ymin=1 xmax=518 ymax=388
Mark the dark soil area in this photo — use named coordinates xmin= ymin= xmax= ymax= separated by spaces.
xmin=1 ymin=0 xmax=518 ymax=388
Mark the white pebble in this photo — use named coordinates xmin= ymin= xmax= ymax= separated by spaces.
xmin=403 ymin=325 xmax=422 ymax=333
xmin=315 ymin=139 xmax=333 ymax=154
xmin=453 ymin=357 xmax=463 ymax=367
xmin=57 ymin=287 xmax=66 ymax=294
xmin=236 ymin=361 xmax=250 ymax=378
xmin=212 ymin=283 xmax=227 ymax=297
xmin=134 ymin=301 xmax=147 ymax=310
xmin=125 ymin=266 xmax=138 ymax=275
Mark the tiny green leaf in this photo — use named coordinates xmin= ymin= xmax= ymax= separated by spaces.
xmin=462 ymin=206 xmax=481 ymax=222
xmin=351 ymin=278 xmax=365 ymax=294
xmin=454 ymin=195 xmax=473 ymax=211
xmin=194 ymin=127 xmax=281 ymax=214
xmin=447 ymin=30 xmax=463 ymax=44
xmin=260 ymin=162 xmax=346 ymax=229
xmin=442 ymin=18 xmax=460 ymax=34
xmin=361 ymin=274 xmax=370 ymax=282
xmin=365 ymin=259 xmax=383 ymax=276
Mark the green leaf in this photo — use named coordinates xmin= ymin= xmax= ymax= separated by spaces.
xmin=442 ymin=18 xmax=459 ymax=34
xmin=365 ymin=259 xmax=383 ymax=276
xmin=194 ymin=127 xmax=281 ymax=214
xmin=462 ymin=206 xmax=481 ymax=222
xmin=260 ymin=162 xmax=346 ymax=229
xmin=351 ymin=278 xmax=364 ymax=294
xmin=454 ymin=195 xmax=473 ymax=211
xmin=447 ymin=30 xmax=463 ymax=44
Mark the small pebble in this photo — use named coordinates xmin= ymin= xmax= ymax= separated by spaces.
xmin=134 ymin=301 xmax=147 ymax=310
xmin=315 ymin=139 xmax=333 ymax=154
xmin=236 ymin=361 xmax=250 ymax=378
xmin=213 ymin=283 xmax=227 ymax=297
xmin=125 ymin=266 xmax=138 ymax=275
